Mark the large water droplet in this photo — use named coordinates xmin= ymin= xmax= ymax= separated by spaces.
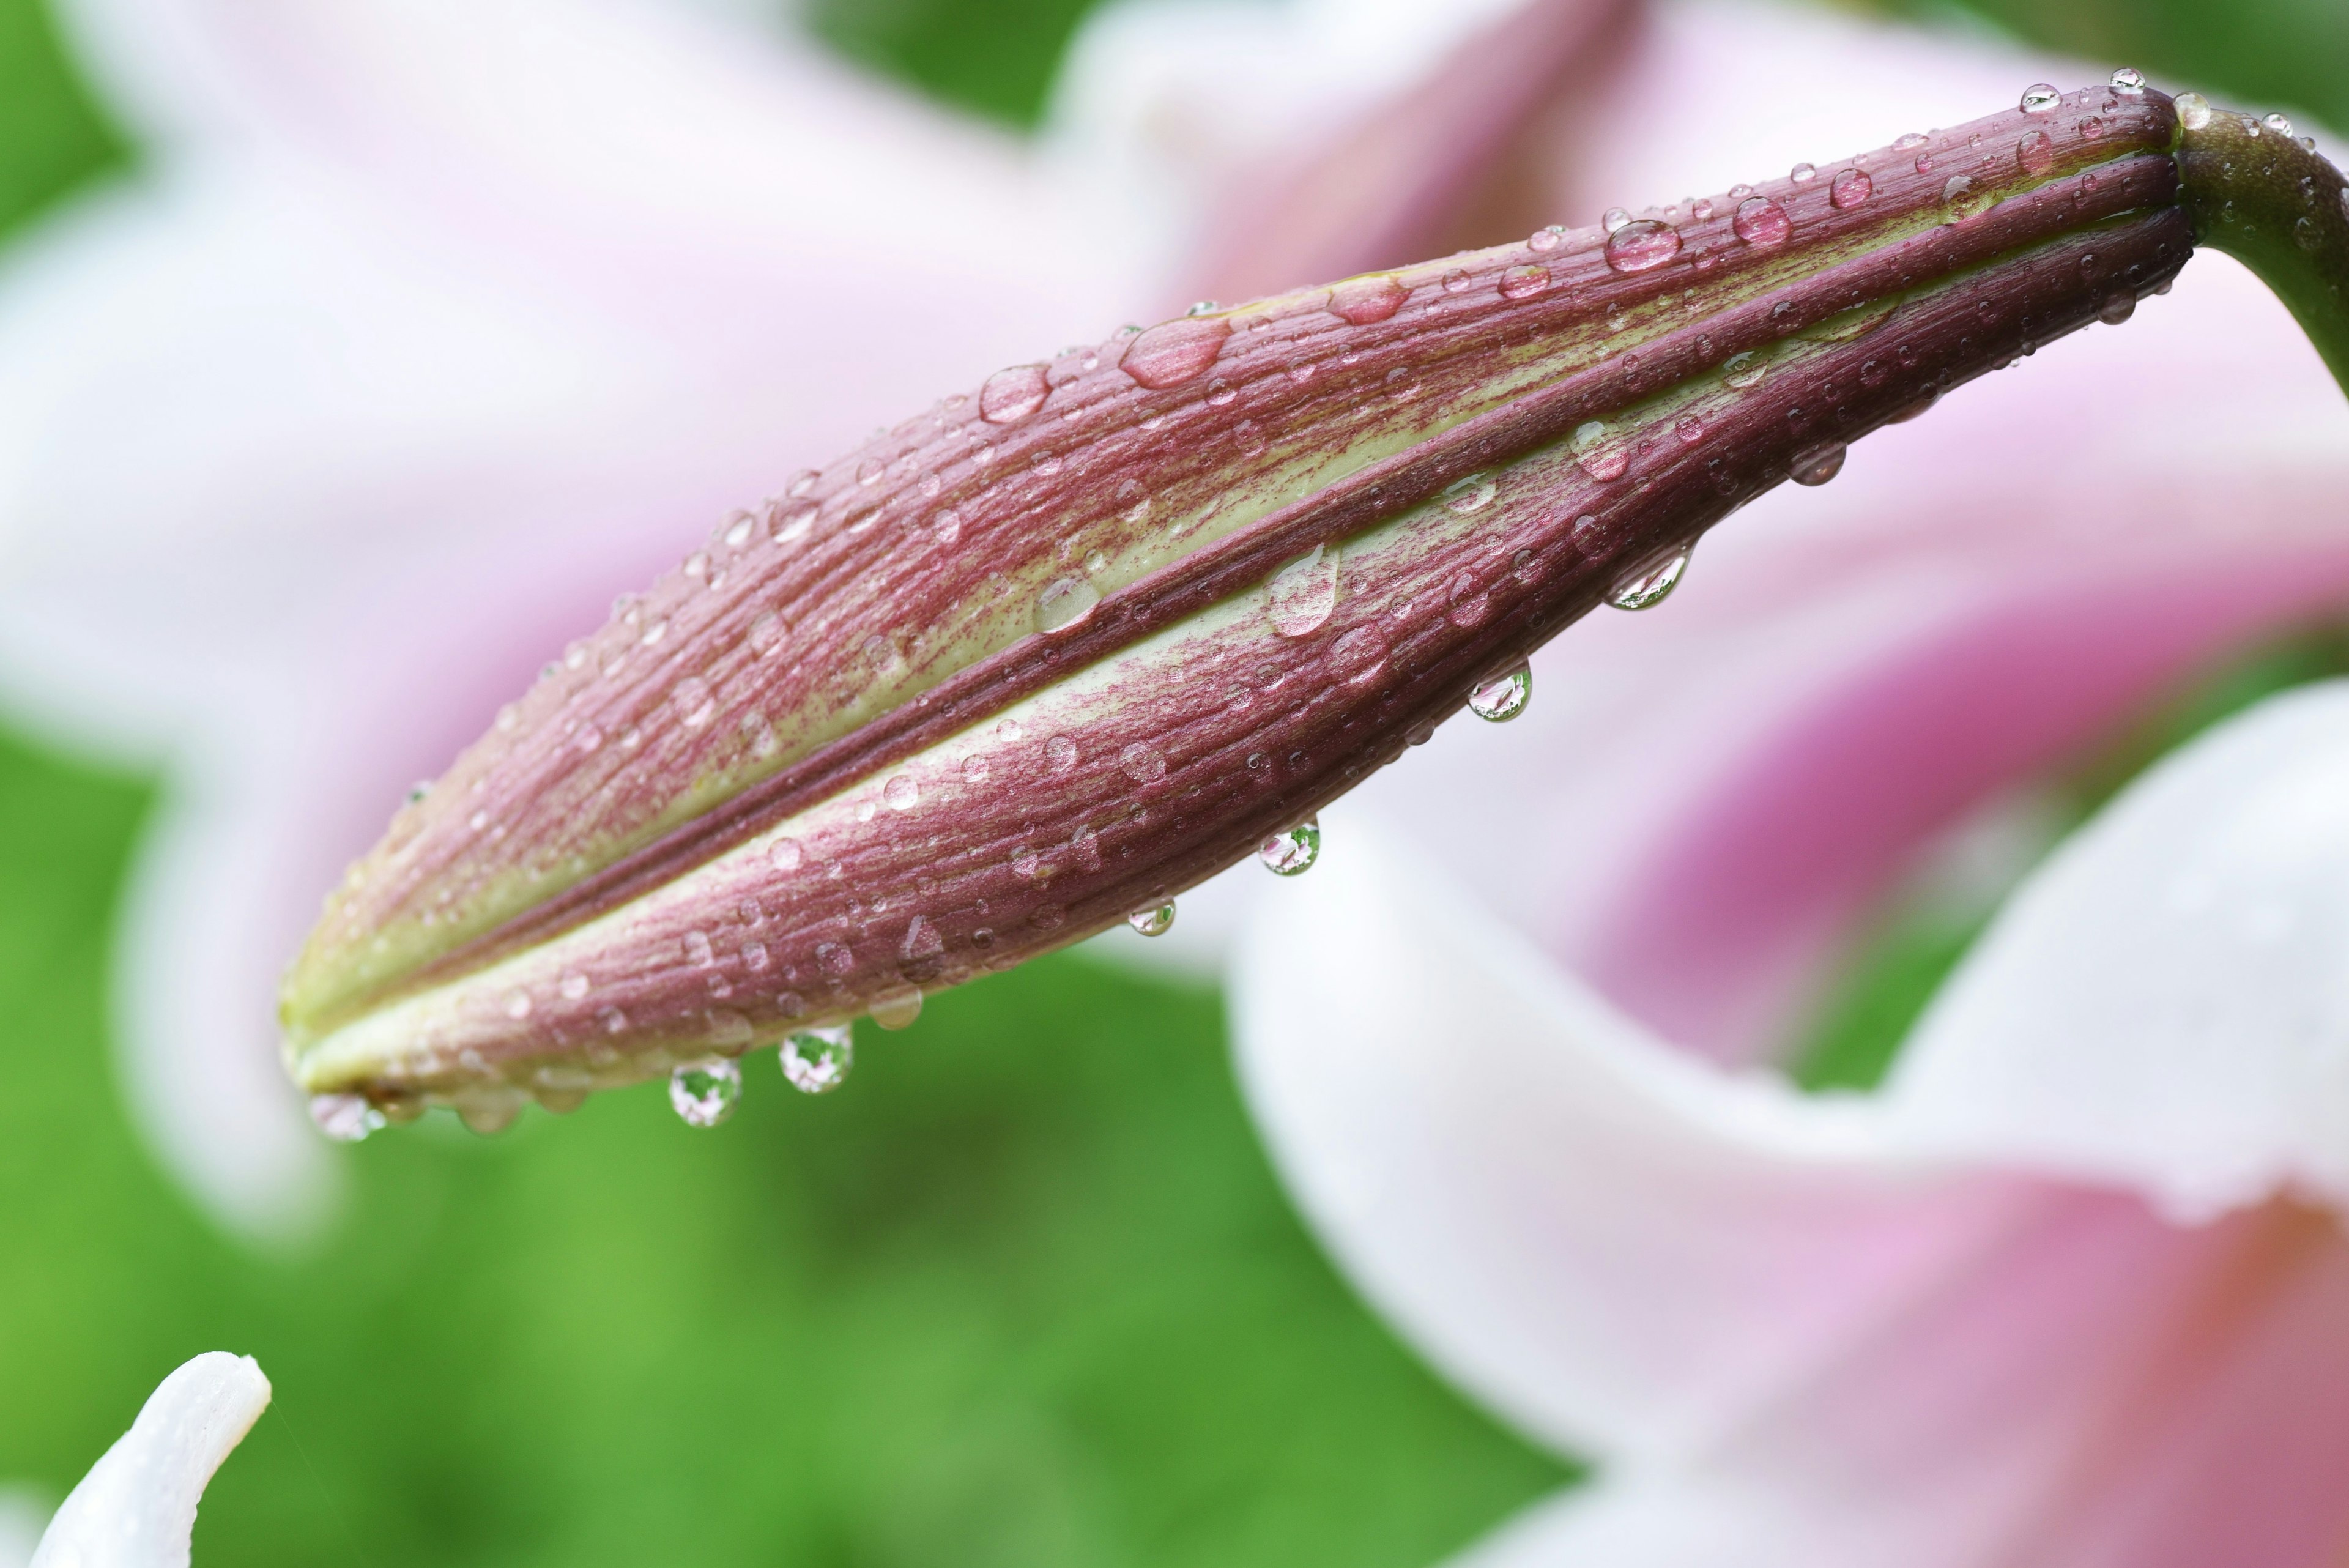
xmin=1829 ymin=168 xmax=1873 ymax=209
xmin=457 ymin=1090 xmax=526 ymax=1137
xmin=1036 ymin=576 xmax=1102 ymax=634
xmin=2176 ymin=92 xmax=2212 ymax=131
xmin=670 ymin=1058 xmax=743 ymax=1126
xmin=1468 ymin=662 xmax=1532 ymax=722
xmin=1330 ymin=275 xmax=1408 ymax=324
xmin=1441 ymin=474 xmax=1497 ymax=513
xmin=1605 ymin=220 xmax=1682 ymax=273
xmin=1267 ymin=544 xmax=1340 ymax=637
xmin=1601 ymin=207 xmax=1631 ymax=232
xmin=1789 ymin=442 xmax=1847 ymax=486
xmin=1123 ymin=318 xmax=1230 ymax=388
xmin=1609 ymin=551 xmax=1689 ymax=610
xmin=2111 ymin=67 xmax=2147 ymax=95
xmin=310 ymin=1093 xmax=383 ymax=1143
xmin=782 ymin=1025 xmax=853 ymax=1093
xmin=869 ymin=982 xmax=922 ymax=1030
xmin=980 ymin=363 xmax=1051 ymax=423
xmin=1723 ymin=351 xmax=1766 ymax=389
xmin=1128 ymin=901 xmax=1176 ymax=937
xmin=1119 ymin=741 xmax=1167 ymax=784
xmin=2265 ymin=112 xmax=2295 ymax=136
xmin=2016 ymin=129 xmax=2055 ymax=176
xmin=1572 ymin=420 xmax=1629 ymax=481
xmin=1733 ymin=196 xmax=1791 ymax=246
xmin=1499 ymin=264 xmax=1552 ymax=300
xmin=883 ymin=774 xmax=920 ymax=811
xmin=1790 ymin=162 xmax=1818 ymax=184
xmin=2098 ymin=291 xmax=2138 ymax=325
xmin=1260 ymin=817 xmax=1322 ymax=877
xmin=2020 ymin=83 xmax=2061 ymax=114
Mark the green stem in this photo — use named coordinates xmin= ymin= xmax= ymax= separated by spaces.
xmin=2175 ymin=93 xmax=2349 ymax=396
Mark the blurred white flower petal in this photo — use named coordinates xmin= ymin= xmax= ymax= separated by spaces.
xmin=29 ymin=1352 xmax=269 ymax=1568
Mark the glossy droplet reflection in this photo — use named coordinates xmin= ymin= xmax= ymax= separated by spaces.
xmin=1259 ymin=817 xmax=1322 ymax=877
xmin=1829 ymin=168 xmax=1873 ymax=209
xmin=1266 ymin=544 xmax=1340 ymax=637
xmin=1127 ymin=901 xmax=1177 ymax=937
xmin=1441 ymin=473 xmax=1497 ymax=513
xmin=1468 ymin=662 xmax=1532 ymax=722
xmin=1733 ymin=197 xmax=1791 ymax=246
xmin=1604 ymin=220 xmax=1682 ymax=273
xmin=1789 ymin=442 xmax=1847 ymax=486
xmin=869 ymin=982 xmax=922 ymax=1031
xmin=2020 ymin=83 xmax=2061 ymax=114
xmin=310 ymin=1093 xmax=383 ymax=1143
xmin=1036 ymin=576 xmax=1101 ymax=634
xmin=782 ymin=1025 xmax=854 ymax=1093
xmin=979 ymin=363 xmax=1050 ymax=423
xmin=669 ymin=1058 xmax=742 ymax=1128
xmin=1608 ymin=551 xmax=1690 ymax=610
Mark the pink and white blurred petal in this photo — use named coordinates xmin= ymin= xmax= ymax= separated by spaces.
xmin=0 ymin=1490 xmax=48 ymax=1568
xmin=29 ymin=1352 xmax=269 ymax=1568
xmin=1887 ymin=683 xmax=2349 ymax=1219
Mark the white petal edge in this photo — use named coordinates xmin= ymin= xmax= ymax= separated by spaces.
xmin=30 ymin=1353 xmax=270 ymax=1568
xmin=1229 ymin=806 xmax=2044 ymax=1465
xmin=1885 ymin=680 xmax=2349 ymax=1222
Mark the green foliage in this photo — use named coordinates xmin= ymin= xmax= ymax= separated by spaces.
xmin=807 ymin=0 xmax=1110 ymax=127
xmin=0 ymin=0 xmax=124 ymax=232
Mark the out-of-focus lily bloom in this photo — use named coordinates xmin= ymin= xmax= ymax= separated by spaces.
xmin=24 ymin=1352 xmax=267 ymax=1568
xmin=1235 ymin=684 xmax=2349 ymax=1567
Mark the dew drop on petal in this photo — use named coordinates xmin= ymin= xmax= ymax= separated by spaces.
xmin=1468 ymin=662 xmax=1532 ymax=722
xmin=1499 ymin=264 xmax=1551 ymax=300
xmin=1608 ymin=551 xmax=1690 ymax=610
xmin=2020 ymin=83 xmax=2061 ymax=114
xmin=1723 ymin=351 xmax=1766 ymax=389
xmin=883 ymin=774 xmax=920 ymax=811
xmin=1045 ymin=734 xmax=1079 ymax=772
xmin=1259 ymin=816 xmax=1321 ymax=876
xmin=674 ymin=677 xmax=716 ymax=728
xmin=1527 ymin=225 xmax=1565 ymax=251
xmin=1330 ymin=275 xmax=1408 ymax=324
xmin=770 ymin=836 xmax=803 ymax=872
xmin=1441 ymin=473 xmax=1497 ymax=513
xmin=1266 ymin=544 xmax=1340 ymax=637
xmin=1119 ymin=741 xmax=1167 ymax=784
xmin=1733 ymin=196 xmax=1791 ymax=245
xmin=1036 ymin=576 xmax=1101 ymax=634
xmin=1123 ymin=318 xmax=1230 ymax=388
xmin=2017 ymin=129 xmax=2056 ymax=175
xmin=1830 ymin=168 xmax=1873 ymax=208
xmin=670 ymin=1058 xmax=742 ymax=1127
xmin=2112 ymin=67 xmax=2147 ymax=95
xmin=980 ymin=363 xmax=1051 ymax=423
xmin=782 ymin=1026 xmax=854 ymax=1093
xmin=1605 ymin=220 xmax=1682 ymax=273
xmin=1789 ymin=442 xmax=1847 ymax=486
xmin=1128 ymin=901 xmax=1176 ymax=937
xmin=2176 ymin=92 xmax=2212 ymax=131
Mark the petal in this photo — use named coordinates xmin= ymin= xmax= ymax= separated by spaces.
xmin=1886 ymin=682 xmax=2349 ymax=1220
xmin=0 ymin=1490 xmax=50 ymax=1568
xmin=31 ymin=1352 xmax=270 ymax=1568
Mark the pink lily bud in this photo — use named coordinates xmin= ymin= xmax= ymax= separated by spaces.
xmin=284 ymin=83 xmax=2225 ymax=1133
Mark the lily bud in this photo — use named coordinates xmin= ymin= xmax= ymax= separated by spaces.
xmin=286 ymin=81 xmax=2227 ymax=1131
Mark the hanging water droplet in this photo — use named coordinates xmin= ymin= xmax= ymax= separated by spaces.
xmin=2176 ymin=92 xmax=2213 ymax=131
xmin=1441 ymin=473 xmax=1497 ymax=513
xmin=1128 ymin=901 xmax=1176 ymax=937
xmin=980 ymin=363 xmax=1051 ymax=423
xmin=458 ymin=1090 xmax=525 ymax=1136
xmin=1266 ymin=544 xmax=1340 ymax=636
xmin=670 ymin=1058 xmax=741 ymax=1126
xmin=2111 ymin=67 xmax=2147 ymax=95
xmin=869 ymin=981 xmax=922 ymax=1031
xmin=1608 ymin=551 xmax=1689 ymax=610
xmin=1036 ymin=576 xmax=1102 ymax=634
xmin=1733 ymin=196 xmax=1791 ymax=245
xmin=1259 ymin=817 xmax=1321 ymax=877
xmin=1789 ymin=442 xmax=1847 ymax=486
xmin=1829 ymin=168 xmax=1873 ymax=208
xmin=781 ymin=1025 xmax=853 ymax=1093
xmin=2017 ymin=129 xmax=2056 ymax=176
xmin=310 ymin=1093 xmax=384 ymax=1143
xmin=2020 ymin=83 xmax=2061 ymax=114
xmin=2098 ymin=291 xmax=2137 ymax=325
xmin=1605 ymin=220 xmax=1682 ymax=273
xmin=1468 ymin=662 xmax=1532 ymax=722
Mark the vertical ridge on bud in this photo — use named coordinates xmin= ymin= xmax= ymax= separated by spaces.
xmin=286 ymin=84 xmax=2195 ymax=1121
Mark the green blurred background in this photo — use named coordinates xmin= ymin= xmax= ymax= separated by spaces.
xmin=1 ymin=0 xmax=2345 ymax=1562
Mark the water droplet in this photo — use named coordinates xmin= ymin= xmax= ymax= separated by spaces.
xmin=2265 ymin=112 xmax=2295 ymax=136
xmin=559 ymin=971 xmax=591 ymax=1003
xmin=2176 ymin=92 xmax=2212 ymax=131
xmin=1446 ymin=573 xmax=1489 ymax=627
xmin=1329 ymin=625 xmax=1389 ymax=684
xmin=670 ymin=1058 xmax=741 ymax=1126
xmin=2295 ymin=215 xmax=2324 ymax=253
xmin=458 ymin=1090 xmax=525 ymax=1136
xmin=980 ymin=363 xmax=1050 ymax=423
xmin=1204 ymin=377 xmax=1239 ymax=408
xmin=1527 ymin=225 xmax=1565 ymax=251
xmin=2017 ymin=128 xmax=2056 ymax=175
xmin=1608 ymin=551 xmax=1689 ymax=610
xmin=1789 ymin=442 xmax=1847 ymax=486
xmin=1120 ymin=741 xmax=1167 ymax=784
xmin=883 ymin=774 xmax=920 ymax=811
xmin=782 ymin=1027 xmax=853 ymax=1093
xmin=1499 ymin=264 xmax=1551 ymax=299
xmin=1045 ymin=734 xmax=1079 ymax=771
xmin=1605 ymin=220 xmax=1682 ymax=273
xmin=1722 ymin=351 xmax=1766 ymax=389
xmin=1790 ymin=162 xmax=1817 ymax=183
xmin=1330 ymin=275 xmax=1408 ymax=324
xmin=1127 ymin=901 xmax=1176 ymax=937
xmin=1828 ymin=168 xmax=1873 ymax=209
xmin=1123 ymin=318 xmax=1229 ymax=388
xmin=1468 ymin=662 xmax=1532 ymax=721
xmin=2111 ymin=67 xmax=2147 ymax=95
xmin=2077 ymin=114 xmax=2107 ymax=140
xmin=869 ymin=982 xmax=922 ymax=1030
xmin=2020 ymin=83 xmax=2061 ymax=114
xmin=1234 ymin=418 xmax=1267 ymax=456
xmin=770 ymin=836 xmax=803 ymax=873
xmin=1382 ymin=367 xmax=1421 ymax=401
xmin=674 ymin=676 xmax=715 ymax=728
xmin=1733 ymin=196 xmax=1791 ymax=246
xmin=1036 ymin=576 xmax=1101 ymax=634
xmin=1267 ymin=544 xmax=1340 ymax=636
xmin=2098 ymin=290 xmax=2137 ymax=324
xmin=504 ymin=989 xmax=533 ymax=1020
xmin=1894 ymin=132 xmax=1930 ymax=150
xmin=310 ymin=1093 xmax=383 ymax=1143
xmin=1441 ymin=473 xmax=1497 ymax=513
xmin=1259 ymin=817 xmax=1321 ymax=876
xmin=1441 ymin=267 xmax=1472 ymax=292
xmin=723 ymin=511 xmax=755 ymax=549
xmin=1572 ymin=420 xmax=1629 ymax=481
xmin=771 ymin=504 xmax=815 ymax=544
xmin=1942 ymin=174 xmax=1989 ymax=223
